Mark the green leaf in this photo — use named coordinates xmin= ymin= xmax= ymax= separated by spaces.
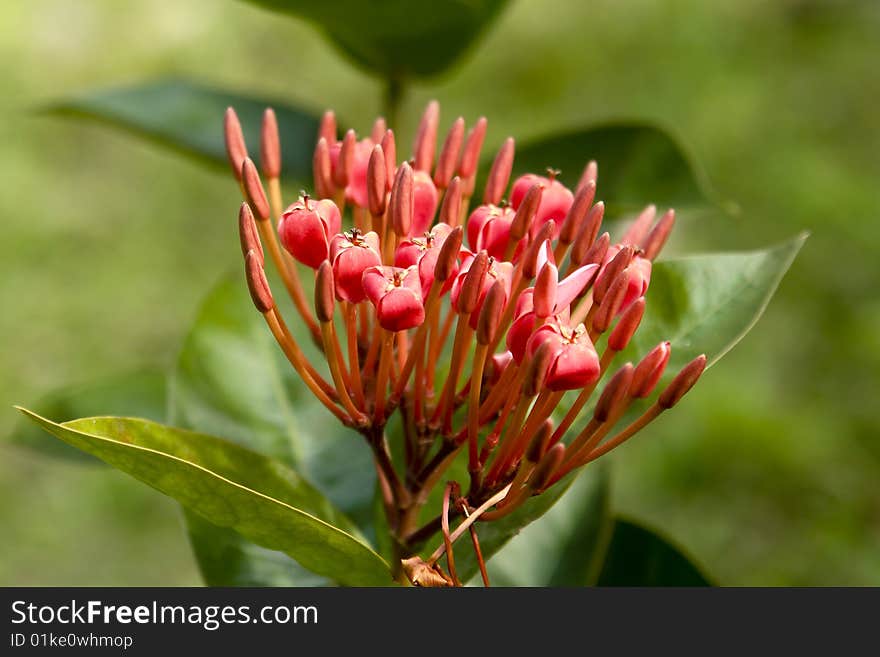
xmin=49 ymin=78 xmax=318 ymax=184
xmin=169 ymin=274 xmax=378 ymax=585
xmin=16 ymin=410 xmax=392 ymax=586
xmin=477 ymin=465 xmax=611 ymax=586
xmin=6 ymin=370 xmax=166 ymax=463
xmin=503 ymin=122 xmax=722 ymax=215
xmin=627 ymin=233 xmax=808 ymax=371
xmin=242 ymin=0 xmax=509 ymax=78
xmin=596 ymin=517 xmax=712 ymax=586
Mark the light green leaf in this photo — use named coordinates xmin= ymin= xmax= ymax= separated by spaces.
xmin=169 ymin=274 xmax=378 ymax=585
xmin=499 ymin=122 xmax=723 ymax=215
xmin=49 ymin=78 xmax=319 ymax=185
xmin=16 ymin=410 xmax=392 ymax=587
xmin=595 ymin=517 xmax=712 ymax=586
xmin=242 ymin=0 xmax=509 ymax=78
xmin=6 ymin=370 xmax=166 ymax=463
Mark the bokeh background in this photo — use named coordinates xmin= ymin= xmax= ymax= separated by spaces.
xmin=1 ymin=0 xmax=877 ymax=586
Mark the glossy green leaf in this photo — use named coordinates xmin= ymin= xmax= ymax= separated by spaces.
xmin=501 ymin=122 xmax=722 ymax=215
xmin=478 ymin=465 xmax=611 ymax=586
xmin=168 ymin=274 xmax=378 ymax=585
xmin=16 ymin=410 xmax=392 ymax=586
xmin=6 ymin=370 xmax=166 ymax=463
xmin=596 ymin=517 xmax=712 ymax=586
xmin=626 ymin=233 xmax=808 ymax=371
xmin=49 ymin=78 xmax=318 ymax=184
xmin=243 ymin=0 xmax=509 ymax=78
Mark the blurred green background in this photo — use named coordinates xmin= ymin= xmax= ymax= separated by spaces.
xmin=1 ymin=0 xmax=877 ymax=586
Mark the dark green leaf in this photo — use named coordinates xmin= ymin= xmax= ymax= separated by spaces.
xmin=500 ymin=122 xmax=722 ymax=215
xmin=49 ymin=78 xmax=318 ymax=184
xmin=6 ymin=370 xmax=165 ymax=463
xmin=17 ymin=410 xmax=392 ymax=586
xmin=242 ymin=0 xmax=509 ymax=78
xmin=478 ymin=465 xmax=611 ymax=586
xmin=596 ymin=517 xmax=712 ymax=586
xmin=169 ymin=274 xmax=378 ymax=585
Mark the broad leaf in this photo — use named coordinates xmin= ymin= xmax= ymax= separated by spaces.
xmin=596 ymin=517 xmax=712 ymax=586
xmin=477 ymin=465 xmax=611 ymax=586
xmin=17 ymin=410 xmax=392 ymax=586
xmin=242 ymin=0 xmax=509 ymax=78
xmin=627 ymin=233 xmax=808 ymax=371
xmin=6 ymin=370 xmax=165 ymax=463
xmin=49 ymin=79 xmax=318 ymax=185
xmin=501 ymin=123 xmax=721 ymax=215
xmin=169 ymin=275 xmax=377 ymax=585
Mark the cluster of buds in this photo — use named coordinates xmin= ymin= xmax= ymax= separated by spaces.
xmin=225 ymin=101 xmax=706 ymax=586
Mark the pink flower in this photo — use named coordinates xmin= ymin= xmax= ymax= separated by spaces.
xmin=526 ymin=322 xmax=600 ymax=391
xmin=411 ymin=170 xmax=439 ymax=236
xmin=466 ymin=204 xmax=521 ymax=260
xmin=510 ymin=173 xmax=574 ymax=238
xmin=329 ymin=229 xmax=382 ymax=302
xmin=362 ymin=265 xmax=426 ymax=331
xmin=395 ymin=223 xmax=456 ymax=298
xmin=330 ymin=137 xmax=374 ymax=208
xmin=596 ymin=245 xmax=653 ymax=312
xmin=450 ymin=254 xmax=514 ymax=328
xmin=277 ymin=196 xmax=341 ymax=269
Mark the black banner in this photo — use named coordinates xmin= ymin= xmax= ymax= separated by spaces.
xmin=2 ymin=587 xmax=877 ymax=654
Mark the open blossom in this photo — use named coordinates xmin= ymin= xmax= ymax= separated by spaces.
xmin=226 ymin=100 xmax=706 ymax=587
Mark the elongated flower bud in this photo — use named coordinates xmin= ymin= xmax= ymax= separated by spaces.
xmin=559 ymin=180 xmax=596 ymax=245
xmin=313 ymin=138 xmax=334 ymax=198
xmin=521 ymin=222 xmax=555 ymax=280
xmin=224 ymin=107 xmax=248 ymax=181
xmin=334 ymin=129 xmax=356 ymax=188
xmin=238 ymin=202 xmax=263 ymax=263
xmin=483 ymin=137 xmax=515 ymax=204
xmin=260 ymin=108 xmax=281 ymax=179
xmin=620 ymin=204 xmax=656 ymax=246
xmin=434 ymin=226 xmax=463 ymax=284
xmin=319 ymin=110 xmax=336 ymax=143
xmin=241 ymin=157 xmax=270 ymax=222
xmin=608 ymin=296 xmax=645 ymax=351
xmin=367 ymin=145 xmax=387 ymax=217
xmin=658 ymin=354 xmax=706 ymax=409
xmin=391 ymin=162 xmax=414 ymax=237
xmin=371 ymin=116 xmax=387 ymax=144
xmin=594 ymin=245 xmax=635 ymax=304
xmin=577 ymin=159 xmax=598 ymax=193
xmin=523 ymin=340 xmax=555 ymax=397
xmin=570 ymin=202 xmax=605 ymax=265
xmin=529 ymin=443 xmax=566 ymax=492
xmin=459 ymin=117 xmax=487 ymax=180
xmin=458 ymin=251 xmax=489 ymax=315
xmin=315 ymin=261 xmax=336 ymax=323
xmin=592 ymin=268 xmax=630 ymax=333
xmin=533 ymin=263 xmax=558 ymax=319
xmin=381 ymin=130 xmax=397 ymax=191
xmin=434 ymin=117 xmax=465 ymax=188
xmin=413 ymin=100 xmax=439 ymax=172
xmin=244 ymin=250 xmax=273 ymax=313
xmin=594 ymin=363 xmax=634 ymax=422
xmin=642 ymin=208 xmax=675 ymax=260
xmin=631 ymin=341 xmax=671 ymax=398
xmin=510 ymin=183 xmax=543 ymax=241
xmin=439 ymin=177 xmax=462 ymax=226
xmin=525 ymin=420 xmax=554 ymax=464
xmin=477 ymin=279 xmax=506 ymax=345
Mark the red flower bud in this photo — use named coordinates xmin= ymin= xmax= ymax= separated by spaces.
xmin=333 ymin=129 xmax=356 ymax=188
xmin=458 ymin=117 xmax=487 ymax=180
xmin=533 ymin=263 xmax=559 ymax=319
xmin=362 ymin=265 xmax=426 ymax=331
xmin=260 ymin=108 xmax=281 ymax=179
xmin=642 ymin=208 xmax=675 ymax=260
xmin=521 ymin=222 xmax=556 ymax=280
xmin=658 ymin=354 xmax=706 ymax=409
xmin=483 ymin=137 xmax=515 ymax=205
xmin=607 ymin=296 xmax=646 ymax=352
xmin=526 ymin=322 xmax=600 ymax=391
xmin=439 ymin=176 xmax=462 ymax=227
xmin=477 ymin=280 xmax=506 ymax=345
xmin=395 ymin=223 xmax=454 ymax=297
xmin=510 ymin=183 xmax=544 ymax=242
xmin=413 ymin=100 xmax=439 ymax=173
xmin=381 ymin=129 xmax=397 ymax=192
xmin=367 ymin=144 xmax=387 ymax=217
xmin=594 ymin=363 xmax=634 ymax=422
xmin=434 ymin=117 xmax=465 ymax=188
xmin=593 ymin=245 xmax=635 ymax=304
xmin=370 ymin=116 xmax=387 ymax=144
xmin=466 ymin=204 xmax=518 ymax=260
xmin=244 ymin=250 xmax=273 ymax=313
xmin=452 ymin=250 xmax=489 ymax=315
xmin=434 ymin=225 xmax=464 ymax=285
xmin=411 ymin=170 xmax=439 ymax=235
xmin=574 ymin=230 xmax=610 ymax=269
xmin=577 ymin=160 xmax=598 ymax=194
xmin=595 ymin=248 xmax=652 ymax=312
xmin=570 ymin=203 xmax=606 ymax=265
xmin=314 ymin=260 xmax=336 ymax=323
xmin=529 ymin=443 xmax=566 ymax=492
xmin=510 ymin=173 xmax=574 ymax=238
xmin=523 ymin=341 xmax=555 ymax=397
xmin=278 ymin=195 xmax=342 ymax=269
xmin=330 ymin=133 xmax=374 ymax=208
xmin=525 ymin=420 xmax=554 ymax=464
xmin=224 ymin=107 xmax=248 ymax=182
xmin=238 ymin=202 xmax=264 ymax=264
xmin=390 ymin=162 xmax=414 ymax=237
xmin=631 ymin=341 xmax=671 ymax=398
xmin=592 ymin=268 xmax=631 ymax=334
xmin=313 ymin=137 xmax=334 ymax=199
xmin=620 ymin=204 xmax=656 ymax=247
xmin=558 ymin=179 xmax=596 ymax=245
xmin=241 ymin=157 xmax=270 ymax=222
xmin=329 ymin=229 xmax=382 ymax=302
xmin=318 ymin=110 xmax=336 ymax=144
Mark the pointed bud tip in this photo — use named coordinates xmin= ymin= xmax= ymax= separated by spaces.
xmin=458 ymin=250 xmax=489 ymax=314
xmin=594 ymin=363 xmax=634 ymax=422
xmin=241 ymin=157 xmax=270 ymax=221
xmin=529 ymin=443 xmax=566 ymax=492
xmin=477 ymin=279 xmax=506 ymax=345
xmin=658 ymin=354 xmax=707 ymax=409
xmin=260 ymin=107 xmax=281 ymax=178
xmin=224 ymin=107 xmax=248 ymax=181
xmin=238 ymin=202 xmax=264 ymax=263
xmin=434 ymin=225 xmax=463 ymax=283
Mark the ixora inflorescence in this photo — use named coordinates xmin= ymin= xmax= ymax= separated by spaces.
xmin=227 ymin=101 xmax=707 ymax=586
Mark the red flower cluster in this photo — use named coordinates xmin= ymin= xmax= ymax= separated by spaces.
xmin=226 ymin=102 xmax=706 ymax=585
